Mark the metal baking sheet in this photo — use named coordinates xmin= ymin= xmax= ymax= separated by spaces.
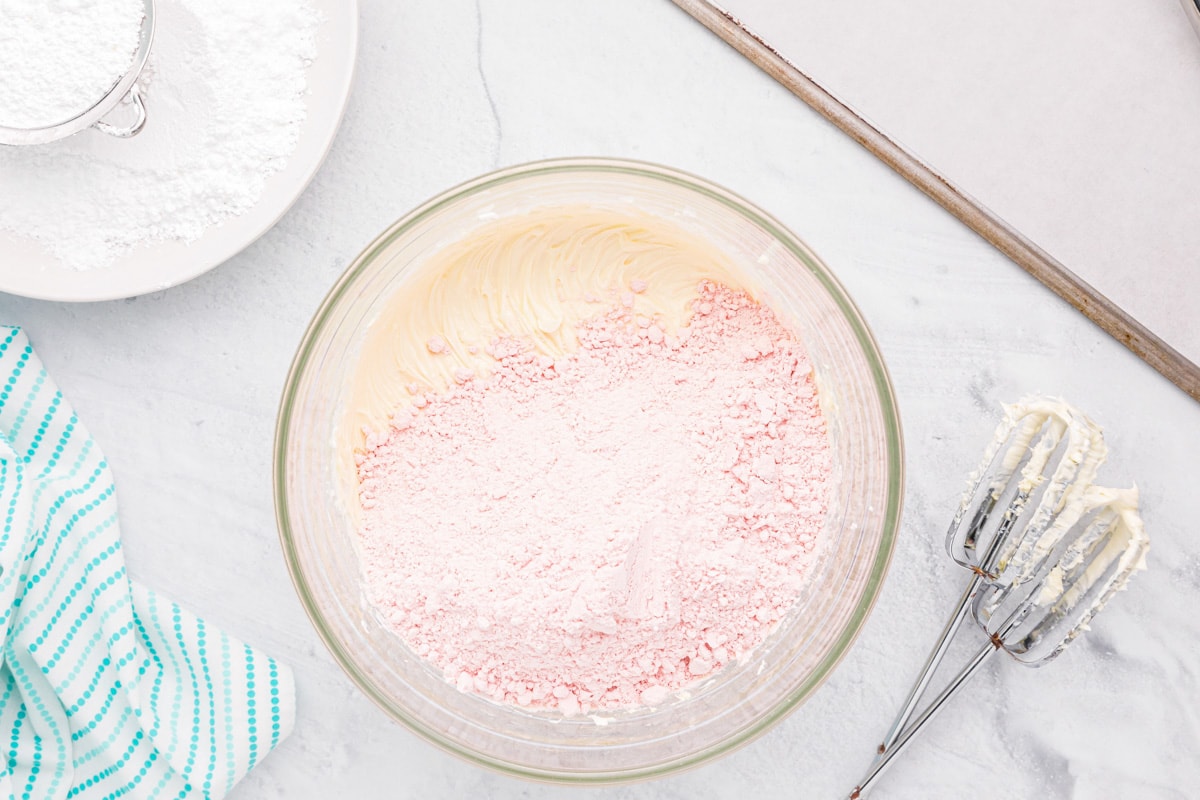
xmin=673 ymin=0 xmax=1200 ymax=402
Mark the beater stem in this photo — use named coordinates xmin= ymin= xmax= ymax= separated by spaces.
xmin=875 ymin=573 xmax=982 ymax=757
xmin=848 ymin=639 xmax=998 ymax=799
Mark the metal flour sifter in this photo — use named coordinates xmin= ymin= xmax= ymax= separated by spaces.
xmin=0 ymin=0 xmax=156 ymax=146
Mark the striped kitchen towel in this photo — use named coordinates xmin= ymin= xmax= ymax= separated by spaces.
xmin=0 ymin=327 xmax=295 ymax=799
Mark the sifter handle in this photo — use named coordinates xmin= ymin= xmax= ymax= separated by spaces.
xmin=92 ymin=84 xmax=147 ymax=139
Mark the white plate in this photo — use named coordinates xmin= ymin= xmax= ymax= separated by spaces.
xmin=0 ymin=0 xmax=358 ymax=302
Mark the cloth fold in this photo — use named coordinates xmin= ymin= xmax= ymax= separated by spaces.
xmin=0 ymin=327 xmax=294 ymax=799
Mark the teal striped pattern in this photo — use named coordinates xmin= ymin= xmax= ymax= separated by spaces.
xmin=0 ymin=328 xmax=294 ymax=799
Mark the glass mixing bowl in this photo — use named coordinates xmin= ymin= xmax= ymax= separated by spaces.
xmin=274 ymin=157 xmax=903 ymax=783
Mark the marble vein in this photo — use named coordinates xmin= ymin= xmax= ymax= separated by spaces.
xmin=474 ymin=0 xmax=503 ymax=167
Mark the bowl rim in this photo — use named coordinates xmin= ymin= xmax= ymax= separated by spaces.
xmin=273 ymin=156 xmax=905 ymax=783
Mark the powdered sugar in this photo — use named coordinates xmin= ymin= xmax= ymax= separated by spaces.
xmin=0 ymin=0 xmax=145 ymax=129
xmin=0 ymin=0 xmax=320 ymax=270
xmin=356 ymin=283 xmax=833 ymax=712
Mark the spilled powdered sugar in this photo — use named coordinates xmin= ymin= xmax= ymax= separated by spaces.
xmin=0 ymin=0 xmax=320 ymax=270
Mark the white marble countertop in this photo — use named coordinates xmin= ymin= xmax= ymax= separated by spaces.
xmin=2 ymin=1 xmax=1197 ymax=798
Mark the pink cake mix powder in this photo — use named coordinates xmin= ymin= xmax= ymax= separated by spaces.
xmin=356 ymin=282 xmax=833 ymax=713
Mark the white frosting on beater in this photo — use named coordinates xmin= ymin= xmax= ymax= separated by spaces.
xmin=1037 ymin=485 xmax=1148 ymax=610
xmin=996 ymin=398 xmax=1108 ymax=584
xmin=1029 ymin=485 xmax=1148 ymax=659
xmin=951 ymin=396 xmax=1109 ymax=585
